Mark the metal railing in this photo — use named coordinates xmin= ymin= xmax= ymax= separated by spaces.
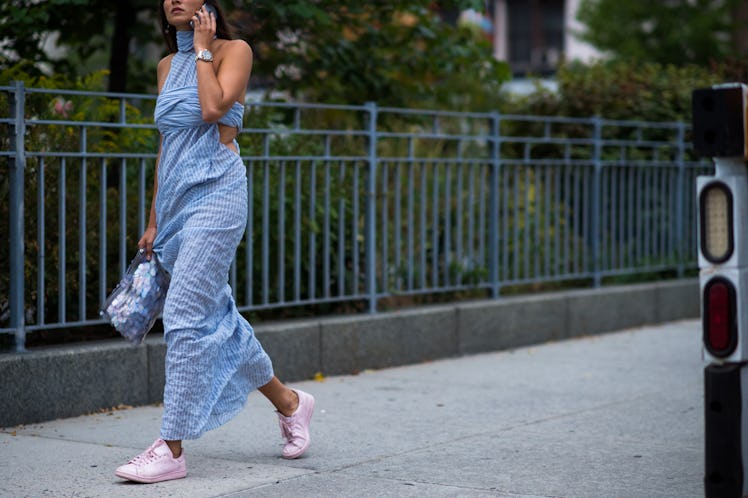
xmin=0 ymin=81 xmax=711 ymax=351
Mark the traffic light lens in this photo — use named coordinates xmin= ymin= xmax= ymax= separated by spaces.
xmin=707 ymin=282 xmax=731 ymax=351
xmin=703 ymin=278 xmax=737 ymax=358
xmin=701 ymin=183 xmax=733 ymax=263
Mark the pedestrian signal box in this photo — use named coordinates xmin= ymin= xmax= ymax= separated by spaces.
xmin=693 ymin=83 xmax=748 ymax=160
xmin=695 ymin=83 xmax=748 ymax=498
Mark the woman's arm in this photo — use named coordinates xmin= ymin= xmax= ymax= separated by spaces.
xmin=138 ymin=55 xmax=172 ymax=260
xmin=192 ymin=7 xmax=252 ymax=122
xmin=145 ymin=135 xmax=163 ymax=231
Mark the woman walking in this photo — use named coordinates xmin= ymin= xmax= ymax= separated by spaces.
xmin=115 ymin=0 xmax=314 ymax=483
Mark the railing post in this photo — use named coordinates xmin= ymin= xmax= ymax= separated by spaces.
xmin=9 ymin=80 xmax=27 ymax=352
xmin=591 ymin=116 xmax=602 ymax=288
xmin=488 ymin=112 xmax=500 ymax=298
xmin=364 ymin=102 xmax=378 ymax=313
xmin=675 ymin=122 xmax=686 ymax=278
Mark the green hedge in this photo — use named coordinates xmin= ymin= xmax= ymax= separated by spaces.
xmin=502 ymin=60 xmax=723 ymax=122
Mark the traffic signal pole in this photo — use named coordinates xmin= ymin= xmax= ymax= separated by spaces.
xmin=694 ymin=84 xmax=748 ymax=498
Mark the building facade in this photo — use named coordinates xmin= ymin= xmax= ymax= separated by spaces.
xmin=491 ymin=0 xmax=599 ymax=76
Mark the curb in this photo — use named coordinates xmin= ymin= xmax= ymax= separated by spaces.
xmin=0 ymin=279 xmax=699 ymax=427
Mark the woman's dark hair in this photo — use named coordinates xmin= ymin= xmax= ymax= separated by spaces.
xmin=160 ymin=0 xmax=235 ymax=53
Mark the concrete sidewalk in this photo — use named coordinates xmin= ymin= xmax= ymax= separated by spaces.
xmin=0 ymin=320 xmax=703 ymax=497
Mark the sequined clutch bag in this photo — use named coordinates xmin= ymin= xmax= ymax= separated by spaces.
xmin=100 ymin=249 xmax=170 ymax=345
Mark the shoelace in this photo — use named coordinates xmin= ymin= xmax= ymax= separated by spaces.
xmin=130 ymin=448 xmax=159 ymax=466
xmin=279 ymin=417 xmax=302 ymax=443
xmin=279 ymin=419 xmax=291 ymax=440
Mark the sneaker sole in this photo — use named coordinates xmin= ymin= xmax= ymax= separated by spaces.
xmin=115 ymin=469 xmax=187 ymax=484
xmin=282 ymin=438 xmax=311 ymax=459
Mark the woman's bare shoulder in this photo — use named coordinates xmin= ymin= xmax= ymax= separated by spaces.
xmin=159 ymin=53 xmax=175 ymax=62
xmin=156 ymin=54 xmax=176 ymax=92
xmin=157 ymin=53 xmax=176 ymax=73
xmin=218 ymin=39 xmax=252 ymax=59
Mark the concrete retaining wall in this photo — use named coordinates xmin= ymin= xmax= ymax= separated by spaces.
xmin=0 ymin=279 xmax=699 ymax=428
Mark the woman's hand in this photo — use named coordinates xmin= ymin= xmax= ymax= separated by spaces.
xmin=192 ymin=5 xmax=216 ymax=53
xmin=138 ymin=227 xmax=157 ymax=261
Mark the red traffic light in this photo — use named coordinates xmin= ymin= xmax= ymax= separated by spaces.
xmin=703 ymin=277 xmax=738 ymax=358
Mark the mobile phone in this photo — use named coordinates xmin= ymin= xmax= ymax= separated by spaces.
xmin=189 ymin=3 xmax=217 ymax=28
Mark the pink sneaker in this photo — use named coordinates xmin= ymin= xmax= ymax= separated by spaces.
xmin=115 ymin=438 xmax=186 ymax=483
xmin=277 ymin=389 xmax=315 ymax=459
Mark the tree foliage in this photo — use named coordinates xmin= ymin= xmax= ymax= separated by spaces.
xmin=236 ymin=0 xmax=509 ymax=108
xmin=0 ymin=0 xmax=160 ymax=93
xmin=576 ymin=0 xmax=742 ymax=66
xmin=1 ymin=0 xmax=507 ymax=109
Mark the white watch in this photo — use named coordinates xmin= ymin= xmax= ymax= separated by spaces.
xmin=195 ymin=49 xmax=214 ymax=63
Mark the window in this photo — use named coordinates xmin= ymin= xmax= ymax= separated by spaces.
xmin=507 ymin=0 xmax=565 ymax=75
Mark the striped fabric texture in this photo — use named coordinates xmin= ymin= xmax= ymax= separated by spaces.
xmin=152 ymin=31 xmax=274 ymax=440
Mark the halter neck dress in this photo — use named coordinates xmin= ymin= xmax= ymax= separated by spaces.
xmin=152 ymin=31 xmax=274 ymax=440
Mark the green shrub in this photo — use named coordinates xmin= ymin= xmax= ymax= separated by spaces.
xmin=1 ymin=67 xmax=158 ymax=328
xmin=503 ymin=60 xmax=722 ymax=122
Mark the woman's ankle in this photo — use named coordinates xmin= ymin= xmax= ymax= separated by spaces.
xmin=164 ymin=439 xmax=182 ymax=458
xmin=279 ymin=389 xmax=299 ymax=417
xmin=259 ymin=377 xmax=300 ymax=416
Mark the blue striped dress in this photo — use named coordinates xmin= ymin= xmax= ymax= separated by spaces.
xmin=152 ymin=31 xmax=274 ymax=440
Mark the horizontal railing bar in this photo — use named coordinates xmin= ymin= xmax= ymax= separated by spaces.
xmin=242 ymin=155 xmax=368 ymax=161
xmin=23 ymin=87 xmax=157 ymax=100
xmin=376 ymin=157 xmax=490 ymax=164
xmin=378 ymin=106 xmax=493 ymax=119
xmin=23 ymin=152 xmax=158 ymax=159
xmin=26 ymin=119 xmax=157 ymax=129
xmin=246 ymin=101 xmax=367 ymax=112
xmin=241 ymin=128 xmax=368 ymax=137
